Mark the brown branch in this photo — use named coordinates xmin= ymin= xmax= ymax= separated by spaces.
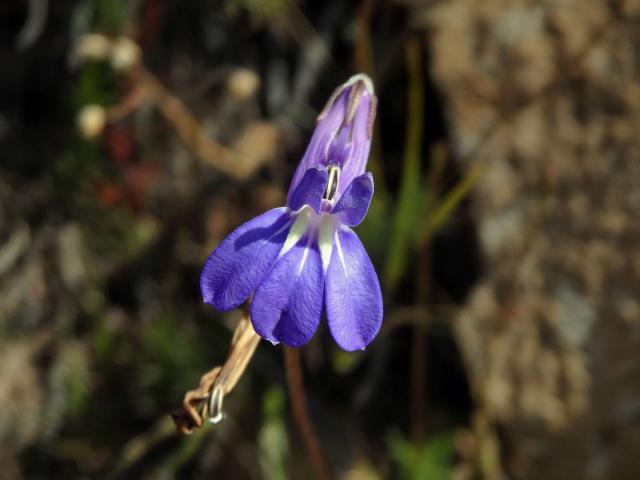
xmin=129 ymin=66 xmax=278 ymax=180
xmin=283 ymin=347 xmax=333 ymax=480
xmin=78 ymin=33 xmax=279 ymax=180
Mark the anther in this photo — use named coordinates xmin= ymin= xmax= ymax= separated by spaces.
xmin=367 ymin=95 xmax=377 ymax=139
xmin=345 ymin=80 xmax=365 ymax=126
xmin=323 ymin=166 xmax=341 ymax=202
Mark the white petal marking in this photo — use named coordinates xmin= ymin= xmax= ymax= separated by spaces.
xmin=334 ymin=228 xmax=349 ymax=277
xmin=297 ymin=235 xmax=313 ymax=275
xmin=318 ymin=216 xmax=334 ymax=273
xmin=280 ymin=207 xmax=311 ymax=258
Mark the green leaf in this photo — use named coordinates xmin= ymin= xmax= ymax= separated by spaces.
xmin=258 ymin=387 xmax=289 ymax=480
xmin=389 ymin=432 xmax=455 ymax=480
xmin=383 ymin=39 xmax=428 ymax=293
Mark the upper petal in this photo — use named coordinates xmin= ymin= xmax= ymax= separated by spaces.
xmin=286 ymin=74 xmax=377 ymax=200
xmin=331 ymin=172 xmax=374 ymax=226
xmin=336 ymin=90 xmax=375 ymax=195
xmin=287 ymin=90 xmax=349 ymax=199
xmin=325 ymin=225 xmax=382 ymax=351
xmin=287 ymin=167 xmax=329 ymax=214
xmin=251 ymin=234 xmax=324 ymax=347
xmin=200 ymin=207 xmax=292 ymax=311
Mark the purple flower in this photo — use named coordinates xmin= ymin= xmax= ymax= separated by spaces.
xmin=200 ymin=74 xmax=382 ymax=351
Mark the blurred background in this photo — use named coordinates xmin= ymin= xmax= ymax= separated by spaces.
xmin=1 ymin=0 xmax=640 ymax=478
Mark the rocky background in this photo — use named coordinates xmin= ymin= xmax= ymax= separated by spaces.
xmin=425 ymin=1 xmax=640 ymax=478
xmin=1 ymin=0 xmax=639 ymax=479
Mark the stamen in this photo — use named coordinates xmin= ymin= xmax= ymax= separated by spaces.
xmin=367 ymin=95 xmax=377 ymax=139
xmin=323 ymin=166 xmax=341 ymax=202
xmin=345 ymin=80 xmax=365 ymax=126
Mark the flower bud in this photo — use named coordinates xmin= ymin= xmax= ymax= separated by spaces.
xmin=287 ymin=74 xmax=376 ymax=204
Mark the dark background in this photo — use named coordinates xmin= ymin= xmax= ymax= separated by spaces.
xmin=1 ymin=0 xmax=639 ymax=479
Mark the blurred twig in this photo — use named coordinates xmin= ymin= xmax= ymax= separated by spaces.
xmin=107 ymin=416 xmax=177 ymax=479
xmin=0 ymin=223 xmax=31 ymax=276
xmin=354 ymin=0 xmax=390 ymax=205
xmin=123 ymin=66 xmax=278 ymax=179
xmin=283 ymin=347 xmax=333 ymax=480
xmin=75 ymin=34 xmax=278 ymax=179
xmin=15 ymin=0 xmax=48 ymax=50
xmin=383 ymin=304 xmax=461 ymax=334
xmin=283 ymin=0 xmax=342 ymax=122
xmin=415 ymin=162 xmax=484 ymax=249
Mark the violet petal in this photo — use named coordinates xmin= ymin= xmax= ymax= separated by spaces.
xmin=336 ymin=93 xmax=374 ymax=195
xmin=287 ymin=167 xmax=329 ymax=214
xmin=251 ymin=235 xmax=324 ymax=347
xmin=200 ymin=207 xmax=292 ymax=311
xmin=325 ymin=225 xmax=382 ymax=351
xmin=331 ymin=172 xmax=374 ymax=226
xmin=287 ymin=90 xmax=349 ymax=199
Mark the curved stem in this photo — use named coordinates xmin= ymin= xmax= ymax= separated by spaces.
xmin=283 ymin=347 xmax=332 ymax=480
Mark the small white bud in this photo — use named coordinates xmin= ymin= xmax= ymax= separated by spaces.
xmin=227 ymin=68 xmax=260 ymax=101
xmin=77 ymin=104 xmax=106 ymax=140
xmin=110 ymin=37 xmax=141 ymax=72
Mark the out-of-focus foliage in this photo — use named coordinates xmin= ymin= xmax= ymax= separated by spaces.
xmin=258 ymin=387 xmax=289 ymax=480
xmin=389 ymin=433 xmax=455 ymax=480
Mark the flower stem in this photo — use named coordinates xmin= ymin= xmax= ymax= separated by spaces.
xmin=283 ymin=347 xmax=332 ymax=480
xmin=410 ymin=246 xmax=430 ymax=442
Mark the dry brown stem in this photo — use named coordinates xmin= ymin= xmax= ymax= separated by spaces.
xmin=171 ymin=312 xmax=260 ymax=435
